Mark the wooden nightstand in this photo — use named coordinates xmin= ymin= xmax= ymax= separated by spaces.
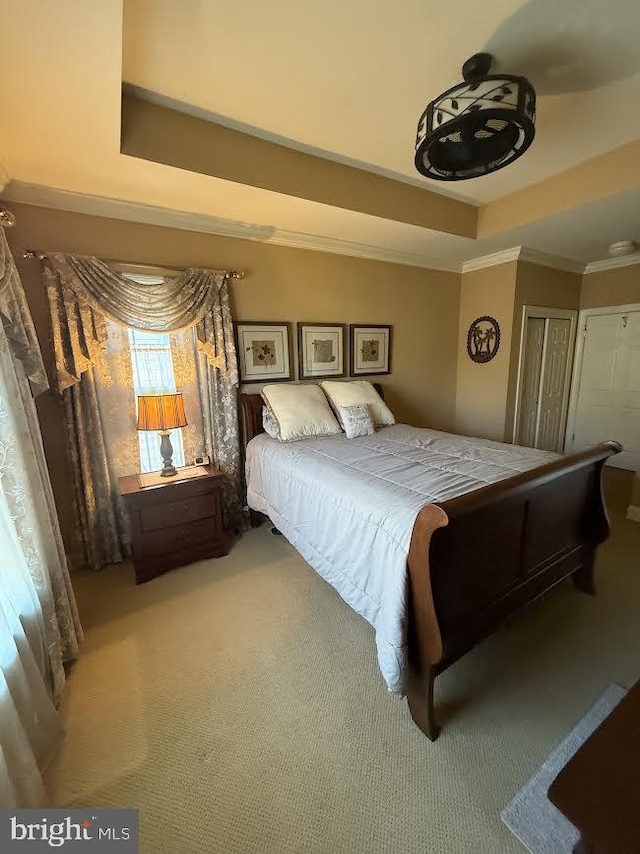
xmin=119 ymin=466 xmax=232 ymax=584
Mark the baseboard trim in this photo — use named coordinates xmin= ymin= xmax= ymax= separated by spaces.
xmin=626 ymin=504 xmax=640 ymax=523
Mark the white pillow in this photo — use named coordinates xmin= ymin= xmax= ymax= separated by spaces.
xmin=262 ymin=406 xmax=280 ymax=440
xmin=340 ymin=404 xmax=375 ymax=439
xmin=320 ymin=380 xmax=395 ymax=427
xmin=261 ymin=383 xmax=342 ymax=442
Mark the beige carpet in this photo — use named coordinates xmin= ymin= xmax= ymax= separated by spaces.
xmin=46 ymin=471 xmax=639 ymax=854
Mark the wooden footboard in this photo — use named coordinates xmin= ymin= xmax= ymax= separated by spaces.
xmin=405 ymin=440 xmax=622 ymax=741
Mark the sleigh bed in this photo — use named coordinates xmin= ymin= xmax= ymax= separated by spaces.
xmin=239 ymin=385 xmax=621 ymax=740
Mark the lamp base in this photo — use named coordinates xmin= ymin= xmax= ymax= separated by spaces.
xmin=159 ymin=431 xmax=178 ymax=477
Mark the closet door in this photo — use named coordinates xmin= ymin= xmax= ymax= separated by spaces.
xmin=572 ymin=311 xmax=640 ymax=470
xmin=516 ymin=317 xmax=545 ymax=447
xmin=537 ymin=318 xmax=572 ymax=452
xmin=515 ymin=309 xmax=576 ymax=452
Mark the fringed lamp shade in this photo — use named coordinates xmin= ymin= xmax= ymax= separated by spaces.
xmin=136 ymin=393 xmax=187 ymax=477
xmin=136 ymin=393 xmax=187 ymax=432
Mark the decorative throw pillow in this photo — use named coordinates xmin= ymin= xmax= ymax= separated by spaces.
xmin=340 ymin=404 xmax=375 ymax=439
xmin=262 ymin=406 xmax=280 ymax=440
xmin=320 ymin=380 xmax=395 ymax=427
xmin=261 ymin=383 xmax=342 ymax=442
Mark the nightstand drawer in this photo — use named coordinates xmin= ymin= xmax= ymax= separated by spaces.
xmin=136 ymin=516 xmax=220 ymax=558
xmin=139 ymin=492 xmax=219 ymax=533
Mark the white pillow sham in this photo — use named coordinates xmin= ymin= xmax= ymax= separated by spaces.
xmin=340 ymin=404 xmax=375 ymax=439
xmin=320 ymin=380 xmax=395 ymax=427
xmin=261 ymin=383 xmax=342 ymax=442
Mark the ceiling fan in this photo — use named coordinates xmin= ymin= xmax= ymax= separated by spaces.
xmin=414 ymin=52 xmax=536 ymax=181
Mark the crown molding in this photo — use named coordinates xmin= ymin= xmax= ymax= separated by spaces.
xmin=519 ymin=248 xmax=584 ymax=274
xmin=0 ymin=181 xmax=461 ymax=272
xmin=462 ymin=246 xmax=588 ymax=275
xmin=266 ymin=229 xmax=460 ymax=271
xmin=5 ymin=181 xmax=633 ymax=277
xmin=583 ymin=253 xmax=640 ymax=274
xmin=460 ymin=247 xmax=522 ymax=273
xmin=2 ymin=181 xmax=275 ymax=242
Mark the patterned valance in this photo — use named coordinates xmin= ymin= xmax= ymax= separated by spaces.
xmin=0 ymin=230 xmax=48 ymax=395
xmin=43 ymin=253 xmax=233 ymax=391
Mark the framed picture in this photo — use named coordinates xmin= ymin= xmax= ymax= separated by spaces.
xmin=349 ymin=324 xmax=392 ymax=376
xmin=235 ymin=321 xmax=293 ymax=383
xmin=297 ymin=322 xmax=347 ymax=379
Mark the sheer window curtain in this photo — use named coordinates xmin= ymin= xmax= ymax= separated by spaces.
xmin=94 ymin=322 xmax=205 ymax=481
xmin=0 ymin=230 xmax=82 ymax=807
xmin=129 ymin=329 xmax=186 ymax=472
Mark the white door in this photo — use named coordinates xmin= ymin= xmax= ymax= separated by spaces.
xmin=537 ymin=318 xmax=573 ymax=452
xmin=571 ymin=311 xmax=640 ymax=470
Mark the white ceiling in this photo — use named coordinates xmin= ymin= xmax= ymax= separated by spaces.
xmin=1 ymin=0 xmax=639 ymax=269
xmin=122 ymin=0 xmax=640 ymax=203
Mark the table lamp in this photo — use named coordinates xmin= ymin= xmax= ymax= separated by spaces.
xmin=136 ymin=393 xmax=188 ymax=477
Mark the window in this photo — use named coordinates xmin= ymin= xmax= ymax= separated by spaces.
xmin=128 ymin=329 xmax=186 ymax=473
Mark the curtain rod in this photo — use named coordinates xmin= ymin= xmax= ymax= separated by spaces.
xmin=21 ymin=249 xmax=244 ymax=281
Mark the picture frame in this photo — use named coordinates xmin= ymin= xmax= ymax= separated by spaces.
xmin=234 ymin=321 xmax=293 ymax=383
xmin=297 ymin=322 xmax=347 ymax=379
xmin=349 ymin=324 xmax=392 ymax=376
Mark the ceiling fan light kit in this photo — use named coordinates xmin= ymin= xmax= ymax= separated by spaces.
xmin=415 ymin=53 xmax=536 ymax=181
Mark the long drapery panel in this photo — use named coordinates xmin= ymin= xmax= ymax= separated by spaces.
xmin=62 ymin=368 xmax=130 ymax=571
xmin=195 ymin=279 xmax=245 ymax=531
xmin=0 ymin=234 xmax=48 ymax=395
xmin=0 ymin=229 xmax=82 ymax=806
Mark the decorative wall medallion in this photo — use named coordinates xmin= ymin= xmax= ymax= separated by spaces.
xmin=467 ymin=316 xmax=500 ymax=363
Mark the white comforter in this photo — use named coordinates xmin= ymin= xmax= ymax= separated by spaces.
xmin=246 ymin=425 xmax=558 ymax=694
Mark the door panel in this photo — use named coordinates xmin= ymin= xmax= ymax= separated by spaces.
xmin=572 ymin=311 xmax=640 ymax=470
xmin=517 ymin=317 xmax=545 ymax=447
xmin=537 ymin=318 xmax=572 ymax=452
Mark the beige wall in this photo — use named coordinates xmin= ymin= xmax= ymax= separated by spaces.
xmin=454 ymin=261 xmax=517 ymax=441
xmin=504 ymin=262 xmax=582 ymax=441
xmin=580 ymin=265 xmax=640 ymax=309
xmin=455 ymin=260 xmax=582 ymax=444
xmin=7 ymin=202 xmax=461 ymax=548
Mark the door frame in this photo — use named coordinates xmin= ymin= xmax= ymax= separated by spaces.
xmin=564 ymin=302 xmax=640 ymax=454
xmin=512 ymin=305 xmax=578 ymax=448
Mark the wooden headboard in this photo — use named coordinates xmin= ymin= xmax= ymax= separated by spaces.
xmin=238 ymin=383 xmax=384 ymax=450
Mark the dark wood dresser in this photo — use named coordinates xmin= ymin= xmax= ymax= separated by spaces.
xmin=548 ymin=681 xmax=639 ymax=854
xmin=119 ymin=466 xmax=232 ymax=584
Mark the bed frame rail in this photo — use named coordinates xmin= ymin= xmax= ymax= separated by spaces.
xmin=405 ymin=440 xmax=622 ymax=740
